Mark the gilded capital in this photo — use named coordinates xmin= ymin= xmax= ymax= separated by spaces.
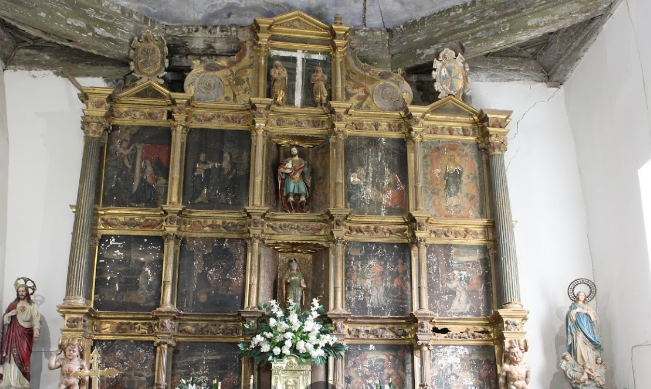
xmin=483 ymin=131 xmax=508 ymax=155
xmin=81 ymin=117 xmax=108 ymax=138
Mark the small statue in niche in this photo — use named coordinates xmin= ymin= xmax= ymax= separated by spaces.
xmin=48 ymin=340 xmax=89 ymax=389
xmin=270 ymin=60 xmax=288 ymax=105
xmin=499 ymin=340 xmax=530 ymax=389
xmin=282 ymin=258 xmax=306 ymax=309
xmin=278 ymin=146 xmax=309 ymax=212
xmin=192 ymin=152 xmax=219 ymax=204
xmin=311 ymin=67 xmax=328 ymax=107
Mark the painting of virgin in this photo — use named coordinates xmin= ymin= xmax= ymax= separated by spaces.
xmin=422 ymin=141 xmax=485 ymax=218
xmin=346 ymin=344 xmax=413 ymax=389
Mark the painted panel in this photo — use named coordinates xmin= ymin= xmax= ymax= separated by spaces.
xmin=94 ymin=235 xmax=163 ymax=312
xmin=93 ymin=340 xmax=156 ymax=389
xmin=427 ymin=245 xmax=493 ymax=317
xmin=177 ymin=238 xmax=247 ymax=313
xmin=345 ymin=344 xmax=414 ymax=389
xmin=345 ymin=137 xmax=408 ymax=216
xmin=430 ymin=345 xmax=498 ymax=389
xmin=171 ymin=342 xmax=241 ymax=389
xmin=183 ymin=129 xmax=251 ymax=210
xmin=345 ymin=242 xmax=411 ymax=316
xmin=102 ymin=126 xmax=171 ymax=208
xmin=422 ymin=141 xmax=485 ymax=218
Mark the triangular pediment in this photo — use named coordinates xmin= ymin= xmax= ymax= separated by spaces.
xmin=262 ymin=11 xmax=333 ymax=39
xmin=115 ymin=81 xmax=173 ymax=104
xmin=421 ymin=96 xmax=479 ymax=121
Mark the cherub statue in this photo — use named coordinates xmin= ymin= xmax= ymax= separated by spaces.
xmin=499 ymin=340 xmax=530 ymax=389
xmin=48 ymin=340 xmax=89 ymax=389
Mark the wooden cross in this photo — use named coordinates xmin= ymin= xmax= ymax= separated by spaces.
xmin=72 ymin=349 xmax=119 ymax=388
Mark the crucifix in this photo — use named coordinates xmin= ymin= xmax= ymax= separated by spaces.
xmin=72 ymin=349 xmax=119 ymax=388
xmin=270 ymin=49 xmax=329 ymax=107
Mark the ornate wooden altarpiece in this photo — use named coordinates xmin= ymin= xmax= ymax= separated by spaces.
xmin=58 ymin=10 xmax=529 ymax=389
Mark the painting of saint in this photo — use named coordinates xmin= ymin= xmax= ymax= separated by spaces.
xmin=345 ymin=242 xmax=411 ymax=316
xmin=422 ymin=141 xmax=485 ymax=218
xmin=183 ymin=129 xmax=251 ymax=210
xmin=94 ymin=235 xmax=163 ymax=312
xmin=177 ymin=238 xmax=247 ymax=313
xmin=171 ymin=343 xmax=241 ymax=389
xmin=102 ymin=126 xmax=171 ymax=208
xmin=430 ymin=346 xmax=497 ymax=389
xmin=93 ymin=341 xmax=155 ymax=389
xmin=345 ymin=344 xmax=413 ymax=389
xmin=345 ymin=138 xmax=408 ymax=216
xmin=427 ymin=245 xmax=493 ymax=317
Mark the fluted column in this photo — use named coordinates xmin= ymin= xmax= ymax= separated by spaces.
xmin=482 ymin=111 xmax=521 ymax=308
xmin=251 ymin=125 xmax=266 ymax=207
xmin=153 ymin=316 xmax=175 ymax=389
xmin=247 ymin=234 xmax=262 ymax=309
xmin=330 ymin=119 xmax=348 ymax=208
xmin=64 ymin=116 xmax=108 ymax=305
xmin=417 ymin=238 xmax=429 ymax=310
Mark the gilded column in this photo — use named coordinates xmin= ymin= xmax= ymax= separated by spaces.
xmin=248 ymin=234 xmax=262 ymax=309
xmin=168 ymin=95 xmax=190 ymax=205
xmin=333 ymin=237 xmax=346 ymax=311
xmin=159 ymin=227 xmax=180 ymax=309
xmin=64 ymin=90 xmax=110 ymax=305
xmin=153 ymin=317 xmax=175 ymax=389
xmin=330 ymin=104 xmax=349 ymax=208
xmin=417 ymin=238 xmax=429 ymax=311
xmin=249 ymin=102 xmax=269 ymax=207
xmin=332 ymin=16 xmax=349 ymax=102
xmin=481 ymin=110 xmax=521 ymax=308
xmin=253 ymin=18 xmax=271 ymax=98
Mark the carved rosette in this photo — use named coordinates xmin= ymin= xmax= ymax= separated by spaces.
xmin=129 ymin=30 xmax=168 ymax=84
xmin=432 ymin=46 xmax=470 ymax=99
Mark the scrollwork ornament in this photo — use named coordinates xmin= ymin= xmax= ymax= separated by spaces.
xmin=567 ymin=278 xmax=597 ymax=303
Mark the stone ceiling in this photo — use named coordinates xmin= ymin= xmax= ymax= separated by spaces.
xmin=0 ymin=0 xmax=622 ymax=93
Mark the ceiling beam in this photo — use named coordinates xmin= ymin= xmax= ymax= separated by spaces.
xmin=467 ymin=56 xmax=549 ymax=83
xmin=536 ymin=0 xmax=622 ymax=85
xmin=389 ymin=0 xmax=612 ymax=71
xmin=0 ymin=22 xmax=16 ymax=68
xmin=0 ymin=0 xmax=165 ymax=62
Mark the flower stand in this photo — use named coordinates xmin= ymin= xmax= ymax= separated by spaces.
xmin=271 ymin=355 xmax=311 ymax=389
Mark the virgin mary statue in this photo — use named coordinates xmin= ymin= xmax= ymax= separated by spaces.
xmin=566 ymin=290 xmax=602 ymax=369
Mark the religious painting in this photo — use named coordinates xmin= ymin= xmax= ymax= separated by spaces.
xmin=422 ymin=141 xmax=486 ymax=218
xmin=427 ymin=245 xmax=493 ymax=317
xmin=268 ymin=53 xmax=331 ymax=108
xmin=93 ymin=340 xmax=155 ymax=389
xmin=345 ymin=344 xmax=414 ymax=389
xmin=430 ymin=345 xmax=497 ymax=389
xmin=345 ymin=242 xmax=412 ymax=316
xmin=183 ymin=129 xmax=251 ymax=210
xmin=94 ymin=235 xmax=163 ymax=312
xmin=177 ymin=238 xmax=247 ymax=313
xmin=345 ymin=137 xmax=409 ymax=216
xmin=101 ymin=125 xmax=171 ymax=208
xmin=171 ymin=342 xmax=241 ymax=389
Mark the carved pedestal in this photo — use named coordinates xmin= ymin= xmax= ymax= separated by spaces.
xmin=271 ymin=356 xmax=312 ymax=389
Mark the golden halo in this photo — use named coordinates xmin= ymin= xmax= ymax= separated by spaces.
xmin=14 ymin=277 xmax=37 ymax=296
xmin=567 ymin=278 xmax=596 ymax=303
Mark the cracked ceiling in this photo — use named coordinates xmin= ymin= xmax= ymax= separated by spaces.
xmin=0 ymin=0 xmax=621 ymax=95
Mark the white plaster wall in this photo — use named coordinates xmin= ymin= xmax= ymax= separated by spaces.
xmin=564 ymin=0 xmax=651 ymax=387
xmin=3 ymin=71 xmax=101 ymax=389
xmin=471 ymin=82 xmax=594 ymax=389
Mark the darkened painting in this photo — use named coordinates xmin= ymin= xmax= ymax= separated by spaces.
xmin=345 ymin=344 xmax=414 ymax=389
xmin=177 ymin=238 xmax=247 ymax=313
xmin=171 ymin=342 xmax=241 ymax=389
xmin=267 ymin=54 xmax=331 ymax=108
xmin=102 ymin=125 xmax=171 ymax=208
xmin=427 ymin=245 xmax=493 ymax=317
xmin=93 ymin=340 xmax=155 ymax=389
xmin=345 ymin=137 xmax=408 ymax=216
xmin=422 ymin=141 xmax=485 ymax=218
xmin=183 ymin=129 xmax=251 ymax=210
xmin=430 ymin=345 xmax=497 ymax=389
xmin=345 ymin=242 xmax=412 ymax=316
xmin=94 ymin=235 xmax=163 ymax=312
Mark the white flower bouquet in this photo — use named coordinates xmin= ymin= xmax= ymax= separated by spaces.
xmin=238 ymin=298 xmax=346 ymax=365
